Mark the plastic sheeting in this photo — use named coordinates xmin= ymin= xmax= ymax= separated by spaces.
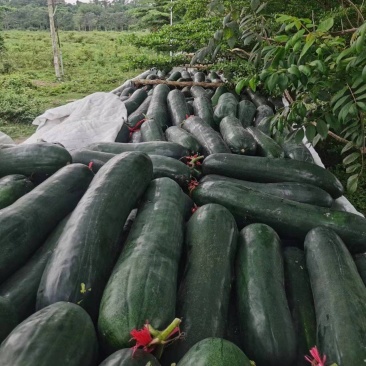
xmin=0 ymin=131 xmax=15 ymax=145
xmin=22 ymin=92 xmax=127 ymax=151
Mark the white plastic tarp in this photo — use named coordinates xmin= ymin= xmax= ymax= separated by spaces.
xmin=0 ymin=131 xmax=15 ymax=145
xmin=23 ymin=92 xmax=127 ymax=151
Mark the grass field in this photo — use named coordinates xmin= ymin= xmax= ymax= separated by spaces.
xmin=0 ymin=30 xmax=171 ymax=139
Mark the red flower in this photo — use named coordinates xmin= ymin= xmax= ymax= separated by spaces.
xmin=188 ymin=178 xmax=199 ymax=194
xmin=191 ymin=204 xmax=199 ymax=214
xmin=130 ymin=324 xmax=154 ymax=356
xmin=305 ymin=346 xmax=327 ymax=366
xmin=129 ymin=318 xmax=183 ymax=358
xmin=183 ymin=154 xmax=204 ymax=168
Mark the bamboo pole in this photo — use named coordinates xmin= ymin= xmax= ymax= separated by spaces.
xmin=133 ymin=79 xmax=224 ymax=88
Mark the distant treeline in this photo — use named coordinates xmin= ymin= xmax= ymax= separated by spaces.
xmin=0 ymin=0 xmax=178 ymax=31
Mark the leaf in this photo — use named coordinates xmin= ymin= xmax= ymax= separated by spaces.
xmin=312 ymin=134 xmax=322 ymax=147
xmin=288 ymin=65 xmax=301 ymax=78
xmin=330 ymin=87 xmax=348 ymax=105
xmin=241 ymin=30 xmax=254 ymax=39
xmin=312 ymin=60 xmax=326 ymax=73
xmin=341 ymin=141 xmax=355 ymax=154
xmin=356 ymin=94 xmax=366 ymax=101
xmin=263 ymin=48 xmax=277 ymax=66
xmin=274 ymin=35 xmax=289 ymax=43
xmin=348 ymin=103 xmax=358 ymax=116
xmin=336 ymin=48 xmax=352 ymax=64
xmin=276 ymin=14 xmax=294 ymax=23
xmin=317 ymin=18 xmax=334 ymax=32
xmin=346 ymin=163 xmax=361 ymax=173
xmin=291 ymin=29 xmax=306 ymax=44
xmin=293 ymin=40 xmax=302 ymax=53
xmin=299 ymin=36 xmax=315 ymax=60
xmin=278 ymin=74 xmax=289 ymax=91
xmin=212 ymin=44 xmax=221 ymax=60
xmin=356 ymin=134 xmax=364 ymax=147
xmin=305 ymin=124 xmax=317 ymax=142
xmin=343 ymin=152 xmax=360 ymax=165
xmin=227 ymin=36 xmax=237 ymax=48
xmin=251 ymin=0 xmax=261 ymax=11
xmin=294 ymin=128 xmax=305 ymax=144
xmin=347 ymin=174 xmax=359 ymax=193
xmin=355 ymin=84 xmax=366 ymax=95
xmin=294 ymin=19 xmax=302 ymax=30
xmin=223 ymin=26 xmax=235 ymax=40
xmin=271 ymin=47 xmax=286 ymax=68
xmin=226 ymin=20 xmax=239 ymax=32
xmin=214 ymin=30 xmax=223 ymax=41
xmin=362 ymin=65 xmax=366 ymax=82
xmin=249 ymin=77 xmax=258 ymax=92
xmin=341 ymin=120 xmax=359 ymax=134
xmin=339 ymin=101 xmax=354 ymax=122
xmin=235 ymin=79 xmax=248 ymax=95
xmin=356 ymin=33 xmax=365 ymax=53
xmin=244 ymin=34 xmax=257 ymax=46
xmin=266 ymin=73 xmax=279 ymax=92
xmin=316 ymin=120 xmax=328 ymax=139
xmin=191 ymin=48 xmax=206 ymax=65
xmin=332 ymin=94 xmax=351 ymax=112
xmin=357 ymin=101 xmax=366 ymax=111
xmin=352 ymin=78 xmax=364 ymax=89
xmin=256 ymin=2 xmax=267 ymax=13
xmin=223 ymin=13 xmax=231 ymax=27
xmin=285 ymin=22 xmax=296 ymax=31
xmin=299 ymin=65 xmax=311 ymax=76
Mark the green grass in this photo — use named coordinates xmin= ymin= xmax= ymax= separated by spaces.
xmin=0 ymin=30 xmax=180 ymax=139
xmin=0 ymin=123 xmax=37 ymax=142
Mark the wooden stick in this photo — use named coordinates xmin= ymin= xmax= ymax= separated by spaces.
xmin=133 ymin=79 xmax=224 ymax=88
xmin=181 ymin=64 xmax=213 ymax=69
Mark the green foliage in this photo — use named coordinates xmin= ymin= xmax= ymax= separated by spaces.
xmin=317 ymin=138 xmax=366 ymax=216
xmin=251 ymin=14 xmax=366 ymax=193
xmin=119 ymin=53 xmax=188 ymax=72
xmin=126 ymin=17 xmax=221 ymax=53
xmin=0 ymin=88 xmax=43 ymax=124
xmin=174 ymin=0 xmax=210 ymax=21
xmin=195 ymin=0 xmax=366 ymax=193
xmin=0 ymin=0 xmax=172 ymax=32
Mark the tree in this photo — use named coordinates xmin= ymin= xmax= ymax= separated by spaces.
xmin=0 ymin=7 xmax=5 ymax=56
xmin=192 ymin=0 xmax=366 ymax=192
